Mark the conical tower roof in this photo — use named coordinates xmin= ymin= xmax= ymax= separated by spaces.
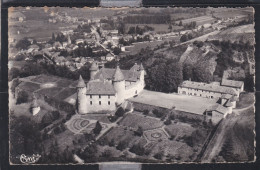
xmin=90 ymin=62 xmax=99 ymax=71
xmin=113 ymin=65 xmax=125 ymax=82
xmin=77 ymin=75 xmax=86 ymax=88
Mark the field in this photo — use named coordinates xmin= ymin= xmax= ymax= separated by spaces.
xmin=16 ymin=75 xmax=78 ymax=104
xmin=181 ymin=16 xmax=216 ymax=26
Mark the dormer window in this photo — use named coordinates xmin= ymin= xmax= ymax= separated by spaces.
xmin=99 ymin=95 xmax=101 ymax=98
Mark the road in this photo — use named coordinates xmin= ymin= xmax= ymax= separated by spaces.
xmin=201 ymin=104 xmax=254 ymax=162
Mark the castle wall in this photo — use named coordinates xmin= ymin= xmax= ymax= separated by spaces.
xmin=125 ymin=80 xmax=145 ymax=99
xmin=85 ymin=94 xmax=116 ymax=113
xmin=78 ymin=87 xmax=88 ymax=114
xmin=113 ymin=80 xmax=125 ymax=104
xmin=178 ymin=87 xmax=222 ymax=99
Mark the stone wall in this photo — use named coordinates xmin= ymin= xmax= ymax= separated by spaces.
xmin=85 ymin=94 xmax=116 ymax=113
xmin=178 ymin=87 xmax=222 ymax=99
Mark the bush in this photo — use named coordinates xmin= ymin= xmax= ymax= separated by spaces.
xmin=143 ymin=109 xmax=149 ymax=115
xmin=93 ymin=121 xmax=102 ymax=135
xmin=16 ymin=91 xmax=29 ymax=104
xmin=153 ymin=109 xmax=164 ymax=118
xmin=116 ymin=140 xmax=128 ymax=151
xmin=154 ymin=151 xmax=164 ymax=160
xmin=129 ymin=143 xmax=145 ymax=156
xmin=99 ymin=137 xmax=109 ymax=146
xmin=51 ymin=111 xmax=60 ymax=121
xmin=102 ymin=149 xmax=112 ymax=158
xmin=115 ymin=107 xmax=125 ymax=117
xmin=108 ymin=115 xmax=118 ymax=122
xmin=134 ymin=126 xmax=143 ymax=136
xmin=164 ymin=118 xmax=172 ymax=125
xmin=108 ymin=139 xmax=115 ymax=147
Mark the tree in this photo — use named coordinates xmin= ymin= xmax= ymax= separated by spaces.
xmin=115 ymin=107 xmax=125 ymax=117
xmin=116 ymin=140 xmax=128 ymax=151
xmin=180 ymin=34 xmax=188 ymax=42
xmin=107 ymin=42 xmax=112 ymax=49
xmin=143 ymin=109 xmax=149 ymax=115
xmin=113 ymin=47 xmax=121 ymax=55
xmin=128 ymin=26 xmax=136 ymax=34
xmin=93 ymin=121 xmax=102 ymax=135
xmin=15 ymin=38 xmax=31 ymax=50
xmin=134 ymin=126 xmax=143 ymax=136
xmin=129 ymin=143 xmax=145 ymax=156
xmin=16 ymin=91 xmax=29 ymax=104
xmin=164 ymin=118 xmax=172 ymax=125
xmin=183 ymin=63 xmax=194 ymax=80
xmin=193 ymin=64 xmax=212 ymax=83
xmin=102 ymin=149 xmax=112 ymax=158
xmin=51 ymin=111 xmax=60 ymax=121
xmin=179 ymin=20 xmax=183 ymax=26
xmin=168 ymin=24 xmax=172 ymax=31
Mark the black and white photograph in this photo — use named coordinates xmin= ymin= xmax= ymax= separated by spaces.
xmin=8 ymin=7 xmax=255 ymax=164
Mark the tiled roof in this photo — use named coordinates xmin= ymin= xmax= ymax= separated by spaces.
xmin=77 ymin=75 xmax=86 ymax=88
xmin=180 ymin=80 xmax=238 ymax=96
xmin=94 ymin=67 xmax=141 ymax=82
xmin=221 ymin=79 xmax=244 ymax=88
xmin=113 ymin=66 xmax=125 ymax=81
xmin=86 ymin=80 xmax=116 ymax=95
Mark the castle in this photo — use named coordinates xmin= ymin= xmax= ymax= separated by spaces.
xmin=76 ymin=62 xmax=145 ymax=114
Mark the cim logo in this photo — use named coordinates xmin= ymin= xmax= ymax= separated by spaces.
xmin=20 ymin=154 xmax=41 ymax=164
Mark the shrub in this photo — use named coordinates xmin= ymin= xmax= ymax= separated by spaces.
xmin=51 ymin=111 xmax=60 ymax=121
xmin=108 ymin=115 xmax=118 ymax=122
xmin=108 ymin=139 xmax=115 ymax=147
xmin=116 ymin=140 xmax=128 ymax=151
xmin=143 ymin=109 xmax=149 ymax=115
xmin=164 ymin=118 xmax=172 ymax=125
xmin=129 ymin=143 xmax=145 ymax=156
xmin=134 ymin=126 xmax=143 ymax=136
xmin=99 ymin=136 xmax=109 ymax=146
xmin=102 ymin=149 xmax=112 ymax=158
xmin=152 ymin=109 xmax=164 ymax=118
xmin=115 ymin=107 xmax=125 ymax=117
xmin=16 ymin=91 xmax=29 ymax=104
xmin=154 ymin=151 xmax=164 ymax=160
xmin=93 ymin=121 xmax=102 ymax=135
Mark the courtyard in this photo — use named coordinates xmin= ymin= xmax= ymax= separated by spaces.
xmin=128 ymin=90 xmax=218 ymax=115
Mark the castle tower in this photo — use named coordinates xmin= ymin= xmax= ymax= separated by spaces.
xmin=77 ymin=75 xmax=87 ymax=114
xmin=31 ymin=94 xmax=40 ymax=116
xmin=90 ymin=62 xmax=99 ymax=80
xmin=112 ymin=65 xmax=125 ymax=105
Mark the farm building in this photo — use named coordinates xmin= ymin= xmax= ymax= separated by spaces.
xmin=77 ymin=62 xmax=145 ymax=114
xmin=178 ymin=80 xmax=240 ymax=99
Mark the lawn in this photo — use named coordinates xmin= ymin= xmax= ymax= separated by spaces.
xmin=18 ymin=81 xmax=41 ymax=92
xmin=54 ymin=88 xmax=77 ymax=101
xmin=164 ymin=122 xmax=196 ymax=140
xmin=236 ymin=92 xmax=254 ymax=109
xmin=119 ymin=112 xmax=164 ymax=130
xmin=32 ymin=75 xmax=59 ymax=83
xmin=100 ymin=127 xmax=146 ymax=148
xmin=37 ymin=87 xmax=63 ymax=97
xmin=55 ymin=79 xmax=74 ymax=88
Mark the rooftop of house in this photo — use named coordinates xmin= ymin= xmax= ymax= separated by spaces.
xmin=207 ymin=104 xmax=229 ymax=114
xmin=93 ymin=64 xmax=143 ymax=82
xmin=86 ymin=80 xmax=116 ymax=95
xmin=180 ymin=80 xmax=238 ymax=96
xmin=221 ymin=79 xmax=244 ymax=88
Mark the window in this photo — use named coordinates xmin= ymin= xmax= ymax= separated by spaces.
xmin=108 ymin=101 xmax=110 ymax=105
xmin=99 ymin=95 xmax=101 ymax=98
xmin=211 ymin=96 xmax=213 ymax=98
xmin=99 ymin=101 xmax=101 ymax=105
xmin=90 ymin=95 xmax=92 ymax=99
xmin=108 ymin=95 xmax=110 ymax=99
xmin=90 ymin=101 xmax=92 ymax=105
xmin=135 ymin=90 xmax=137 ymax=94
xmin=207 ymin=112 xmax=212 ymax=116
